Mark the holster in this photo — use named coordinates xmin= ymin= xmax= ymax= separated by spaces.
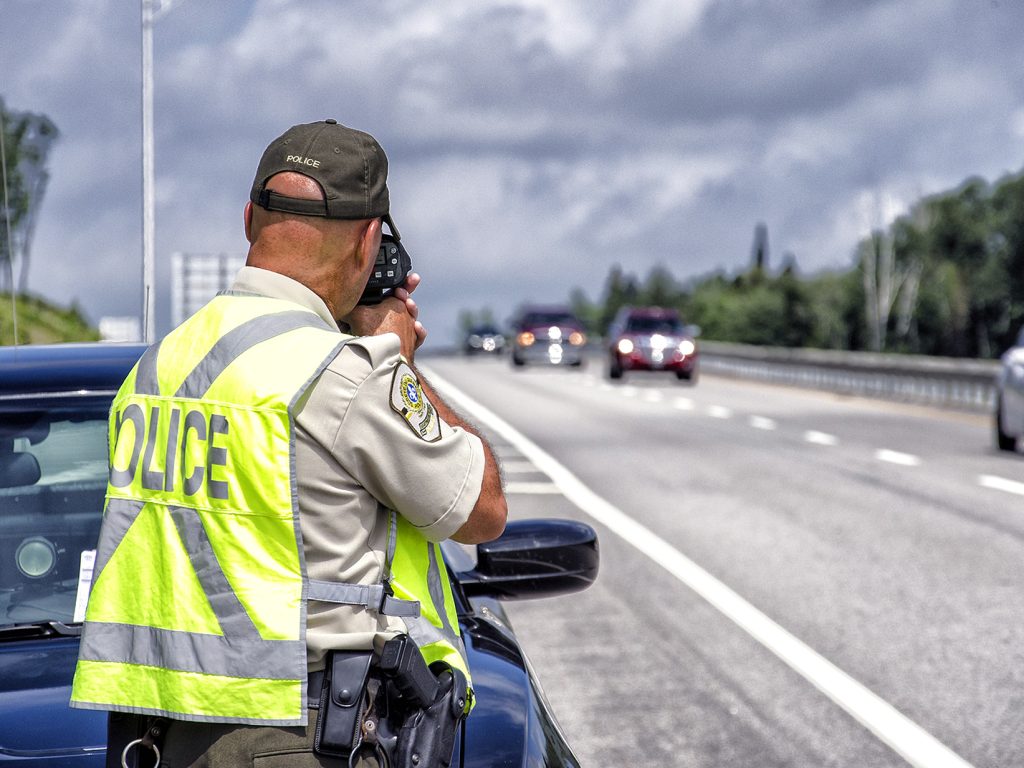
xmin=313 ymin=636 xmax=468 ymax=767
xmin=394 ymin=667 xmax=468 ymax=768
xmin=313 ymin=650 xmax=374 ymax=759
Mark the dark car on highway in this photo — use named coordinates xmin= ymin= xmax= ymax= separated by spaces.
xmin=463 ymin=323 xmax=506 ymax=356
xmin=607 ymin=306 xmax=699 ymax=382
xmin=0 ymin=342 xmax=598 ymax=767
xmin=510 ymin=305 xmax=587 ymax=368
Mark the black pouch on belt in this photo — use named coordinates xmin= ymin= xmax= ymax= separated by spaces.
xmin=313 ymin=650 xmax=374 ymax=758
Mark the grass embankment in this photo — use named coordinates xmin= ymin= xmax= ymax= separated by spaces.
xmin=0 ymin=293 xmax=100 ymax=345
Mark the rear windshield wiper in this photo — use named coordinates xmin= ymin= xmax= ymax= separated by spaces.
xmin=0 ymin=621 xmax=82 ymax=640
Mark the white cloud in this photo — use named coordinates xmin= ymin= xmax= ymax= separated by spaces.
xmin=4 ymin=0 xmax=1024 ymax=343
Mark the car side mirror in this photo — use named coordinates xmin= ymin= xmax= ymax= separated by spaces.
xmin=457 ymin=519 xmax=599 ymax=600
xmin=685 ymin=324 xmax=701 ymax=338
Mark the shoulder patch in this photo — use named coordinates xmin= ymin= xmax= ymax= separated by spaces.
xmin=390 ymin=362 xmax=441 ymax=442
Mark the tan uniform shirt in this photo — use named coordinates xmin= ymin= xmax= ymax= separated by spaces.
xmin=229 ymin=267 xmax=484 ymax=670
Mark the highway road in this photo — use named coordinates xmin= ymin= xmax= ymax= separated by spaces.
xmin=421 ymin=354 xmax=1024 ymax=768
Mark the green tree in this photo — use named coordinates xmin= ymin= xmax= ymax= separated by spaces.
xmin=598 ymin=265 xmax=640 ymax=333
xmin=0 ymin=98 xmax=59 ymax=293
xmin=639 ymin=264 xmax=680 ymax=308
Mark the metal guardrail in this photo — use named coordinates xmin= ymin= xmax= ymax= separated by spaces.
xmin=699 ymin=341 xmax=1001 ymax=413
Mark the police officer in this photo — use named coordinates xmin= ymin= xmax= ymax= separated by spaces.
xmin=70 ymin=119 xmax=508 ymax=766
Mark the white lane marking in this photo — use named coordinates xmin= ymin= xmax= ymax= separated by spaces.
xmin=749 ymin=416 xmax=777 ymax=431
xmin=621 ymin=386 xmax=638 ymax=397
xmin=505 ymin=481 xmax=562 ymax=494
xmin=425 ymin=368 xmax=975 ymax=768
xmin=501 ymin=460 xmax=542 ymax=474
xmin=708 ymin=405 xmax=732 ymax=419
xmin=643 ymin=391 xmax=664 ymax=403
xmin=805 ymin=430 xmax=839 ymax=446
xmin=875 ymin=449 xmax=922 ymax=467
xmin=978 ymin=474 xmax=1024 ymax=496
xmin=674 ymin=397 xmax=695 ymax=411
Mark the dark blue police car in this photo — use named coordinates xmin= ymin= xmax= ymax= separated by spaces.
xmin=0 ymin=342 xmax=597 ymax=766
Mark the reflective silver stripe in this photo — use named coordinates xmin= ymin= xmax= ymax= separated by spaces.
xmin=91 ymin=498 xmax=145 ymax=585
xmin=176 ymin=311 xmax=335 ymax=399
xmin=403 ymin=613 xmax=449 ymax=649
xmin=426 ymin=542 xmax=457 ymax=640
xmin=78 ymin=622 xmax=302 ymax=680
xmin=403 ymin=613 xmax=470 ymax=665
xmin=133 ymin=341 xmax=165 ymax=396
xmin=381 ymin=595 xmax=421 ymax=618
xmin=307 ymin=580 xmax=420 ymax=617
xmin=308 ymin=580 xmax=384 ymax=607
xmin=168 ymin=506 xmax=261 ymax=641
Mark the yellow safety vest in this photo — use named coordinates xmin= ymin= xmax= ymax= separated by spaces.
xmin=70 ymin=293 xmax=472 ymax=725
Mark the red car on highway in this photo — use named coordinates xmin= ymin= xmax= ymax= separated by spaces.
xmin=606 ymin=306 xmax=699 ymax=382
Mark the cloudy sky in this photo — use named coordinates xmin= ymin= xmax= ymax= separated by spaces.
xmin=2 ymin=0 xmax=1024 ymax=345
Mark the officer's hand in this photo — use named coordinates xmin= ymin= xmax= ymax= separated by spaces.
xmin=392 ymin=273 xmax=427 ymax=350
xmin=343 ymin=273 xmax=426 ymax=360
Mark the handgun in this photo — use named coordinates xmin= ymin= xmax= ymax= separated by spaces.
xmin=378 ymin=634 xmax=440 ymax=709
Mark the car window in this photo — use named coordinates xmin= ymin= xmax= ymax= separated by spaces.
xmin=624 ymin=316 xmax=684 ymax=334
xmin=0 ymin=406 xmax=109 ymax=627
xmin=521 ymin=311 xmax=577 ymax=327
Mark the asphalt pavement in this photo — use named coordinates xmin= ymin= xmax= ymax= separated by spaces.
xmin=423 ymin=353 xmax=1024 ymax=768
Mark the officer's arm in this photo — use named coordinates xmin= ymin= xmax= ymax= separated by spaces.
xmin=416 ymin=374 xmax=508 ymax=544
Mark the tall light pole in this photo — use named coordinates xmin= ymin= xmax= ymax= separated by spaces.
xmin=142 ymin=0 xmax=155 ymax=342
xmin=141 ymin=0 xmax=182 ymax=343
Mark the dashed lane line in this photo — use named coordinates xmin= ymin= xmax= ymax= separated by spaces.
xmin=505 ymin=481 xmax=563 ymax=494
xmin=805 ymin=430 xmax=839 ymax=446
xmin=708 ymin=405 xmax=732 ymax=419
xmin=875 ymin=449 xmax=922 ymax=467
xmin=500 ymin=460 xmax=544 ymax=473
xmin=978 ymin=474 xmax=1024 ymax=496
xmin=426 ymin=368 xmax=975 ymax=768
xmin=610 ymin=387 xmax=931 ymax=474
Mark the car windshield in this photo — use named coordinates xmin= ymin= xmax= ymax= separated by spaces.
xmin=624 ymin=316 xmax=684 ymax=335
xmin=521 ymin=311 xmax=577 ymax=327
xmin=0 ymin=404 xmax=110 ymax=628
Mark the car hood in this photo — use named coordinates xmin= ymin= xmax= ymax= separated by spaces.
xmin=458 ymin=603 xmax=580 ymax=768
xmin=0 ymin=635 xmax=105 ymax=762
xmin=0 ymin=614 xmax=579 ymax=767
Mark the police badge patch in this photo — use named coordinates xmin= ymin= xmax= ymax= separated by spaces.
xmin=389 ymin=362 xmax=441 ymax=442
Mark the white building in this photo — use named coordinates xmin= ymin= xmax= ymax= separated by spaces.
xmin=171 ymin=252 xmax=245 ymax=328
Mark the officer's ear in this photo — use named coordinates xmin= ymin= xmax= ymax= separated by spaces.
xmin=356 ymin=218 xmax=382 ymax=274
xmin=244 ymin=201 xmax=255 ymax=243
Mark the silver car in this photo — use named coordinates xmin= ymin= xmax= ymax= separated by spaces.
xmin=509 ymin=306 xmax=587 ymax=368
xmin=996 ymin=329 xmax=1024 ymax=451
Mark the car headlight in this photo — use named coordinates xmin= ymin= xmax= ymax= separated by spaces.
xmin=16 ymin=536 xmax=58 ymax=579
xmin=569 ymin=331 xmax=586 ymax=346
xmin=518 ymin=332 xmax=536 ymax=347
xmin=617 ymin=338 xmax=634 ymax=354
xmin=678 ymin=339 xmax=696 ymax=356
